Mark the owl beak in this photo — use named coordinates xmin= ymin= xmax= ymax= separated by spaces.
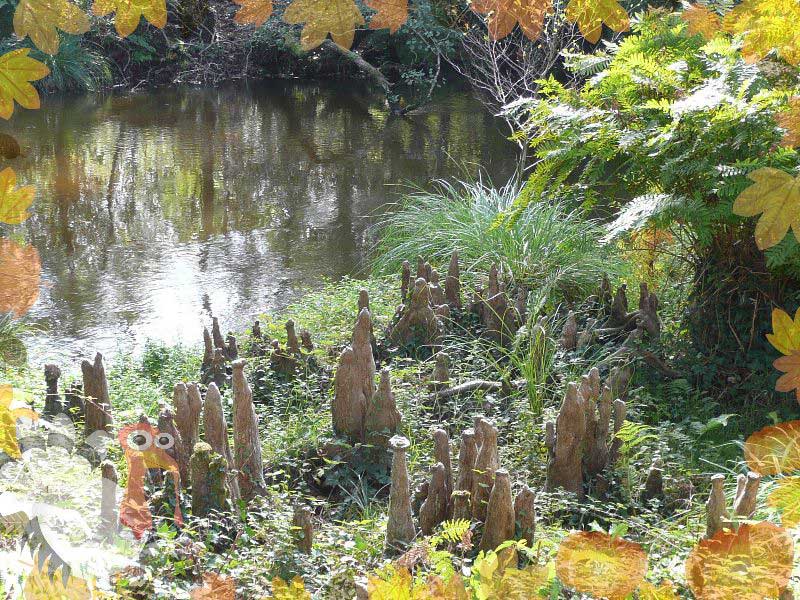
xmin=141 ymin=448 xmax=179 ymax=473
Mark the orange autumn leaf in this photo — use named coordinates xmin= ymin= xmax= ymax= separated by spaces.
xmin=0 ymin=167 xmax=34 ymax=224
xmin=767 ymin=476 xmax=800 ymax=528
xmin=191 ymin=573 xmax=235 ymax=599
xmin=0 ymin=384 xmax=38 ymax=459
xmin=681 ymin=3 xmax=721 ymax=41
xmin=283 ymin=0 xmax=365 ymax=50
xmin=685 ymin=522 xmax=794 ymax=600
xmin=233 ymin=0 xmax=273 ymax=27
xmin=564 ymin=0 xmax=628 ymax=44
xmin=0 ymin=49 xmax=50 ymax=120
xmin=555 ymin=531 xmax=647 ymax=600
xmin=767 ymin=307 xmax=800 ymax=355
xmin=470 ymin=0 xmax=553 ymax=41
xmin=638 ymin=580 xmax=680 ymax=600
xmin=744 ymin=420 xmax=800 ymax=475
xmin=366 ymin=0 xmax=408 ymax=34
xmin=724 ymin=0 xmax=800 ymax=65
xmin=13 ymin=0 xmax=90 ymax=56
xmin=92 ymin=0 xmax=167 ymax=38
xmin=776 ymin=97 xmax=800 ymax=148
xmin=732 ymin=167 xmax=800 ymax=250
xmin=774 ymin=350 xmax=800 ymax=401
xmin=0 ymin=237 xmax=41 ymax=317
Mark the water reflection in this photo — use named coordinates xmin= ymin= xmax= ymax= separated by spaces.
xmin=2 ymin=81 xmax=516 ymax=366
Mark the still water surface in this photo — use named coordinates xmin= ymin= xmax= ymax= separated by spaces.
xmin=7 ymin=81 xmax=516 ymax=367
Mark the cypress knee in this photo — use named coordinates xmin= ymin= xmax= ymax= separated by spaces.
xmin=190 ymin=442 xmax=229 ymax=517
xmin=385 ymin=435 xmax=416 ymax=553
xmin=232 ymin=359 xmax=266 ymax=501
xmin=481 ymin=469 xmax=514 ymax=552
xmin=203 ymin=382 xmax=240 ymax=501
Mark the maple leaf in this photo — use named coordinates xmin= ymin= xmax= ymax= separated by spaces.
xmin=232 ymin=0 xmax=273 ymax=27
xmin=0 ymin=167 xmax=34 ymax=224
xmin=744 ymin=420 xmax=800 ymax=475
xmin=271 ymin=576 xmax=311 ymax=600
xmin=732 ymin=167 xmax=800 ymax=250
xmin=283 ymin=0 xmax=365 ymax=50
xmin=191 ymin=572 xmax=235 ymax=599
xmin=767 ymin=307 xmax=800 ymax=355
xmin=685 ymin=522 xmax=794 ymax=600
xmin=0 ymin=49 xmax=50 ymax=120
xmin=681 ymin=3 xmax=721 ymax=41
xmin=92 ymin=0 xmax=167 ymax=38
xmin=564 ymin=0 xmax=629 ymax=44
xmin=555 ymin=531 xmax=647 ymax=600
xmin=724 ymin=0 xmax=800 ymax=65
xmin=13 ymin=0 xmax=90 ymax=56
xmin=0 ymin=237 xmax=41 ymax=317
xmin=774 ymin=350 xmax=800 ymax=401
xmin=638 ymin=580 xmax=679 ymax=600
xmin=776 ymin=97 xmax=800 ymax=148
xmin=470 ymin=0 xmax=553 ymax=41
xmin=366 ymin=0 xmax=408 ymax=34
xmin=767 ymin=476 xmax=800 ymax=527
xmin=0 ymin=384 xmax=39 ymax=459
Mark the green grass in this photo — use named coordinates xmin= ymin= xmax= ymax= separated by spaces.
xmin=372 ymin=179 xmax=618 ymax=308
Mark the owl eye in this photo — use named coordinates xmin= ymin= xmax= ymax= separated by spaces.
xmin=128 ymin=429 xmax=152 ymax=451
xmin=154 ymin=432 xmax=175 ymax=450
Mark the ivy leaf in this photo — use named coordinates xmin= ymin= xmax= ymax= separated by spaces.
xmin=724 ymin=0 xmax=800 ymax=65
xmin=365 ymin=0 xmax=408 ymax=34
xmin=767 ymin=307 xmax=800 ymax=355
xmin=0 ymin=167 xmax=34 ymax=224
xmin=283 ymin=0 xmax=365 ymax=50
xmin=13 ymin=0 xmax=90 ymax=56
xmin=92 ymin=0 xmax=167 ymax=38
xmin=732 ymin=167 xmax=800 ymax=250
xmin=767 ymin=476 xmax=800 ymax=527
xmin=0 ymin=237 xmax=41 ymax=317
xmin=776 ymin=97 xmax=800 ymax=148
xmin=0 ymin=49 xmax=50 ymax=120
xmin=774 ymin=350 xmax=800 ymax=401
xmin=564 ymin=0 xmax=629 ymax=44
xmin=232 ymin=0 xmax=273 ymax=27
xmin=470 ymin=0 xmax=553 ymax=41
xmin=681 ymin=3 xmax=721 ymax=41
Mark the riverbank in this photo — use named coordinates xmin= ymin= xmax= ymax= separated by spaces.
xmin=2 ymin=181 xmax=796 ymax=597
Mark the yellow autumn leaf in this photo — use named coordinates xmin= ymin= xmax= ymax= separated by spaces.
xmin=776 ymin=97 xmax=800 ymax=148
xmin=367 ymin=567 xmax=413 ymax=600
xmin=233 ymin=0 xmax=273 ymax=27
xmin=767 ymin=307 xmax=800 ymax=355
xmin=13 ymin=0 xmax=90 ymax=56
xmin=564 ymin=0 xmax=628 ymax=44
xmin=774 ymin=350 xmax=800 ymax=401
xmin=0 ymin=49 xmax=50 ymax=120
xmin=745 ymin=420 xmax=800 ymax=475
xmin=681 ymin=3 xmax=721 ymax=41
xmin=23 ymin=553 xmax=94 ymax=599
xmin=767 ymin=476 xmax=800 ymax=527
xmin=0 ymin=166 xmax=34 ymax=224
xmin=271 ymin=576 xmax=311 ymax=600
xmin=0 ymin=384 xmax=39 ymax=461
xmin=732 ymin=167 xmax=800 ymax=250
xmin=724 ymin=0 xmax=800 ymax=65
xmin=365 ymin=0 xmax=408 ymax=34
xmin=283 ymin=0 xmax=365 ymax=50
xmin=0 ymin=237 xmax=41 ymax=317
xmin=638 ymin=580 xmax=679 ymax=600
xmin=92 ymin=0 xmax=167 ymax=38
xmin=685 ymin=522 xmax=794 ymax=600
xmin=555 ymin=531 xmax=647 ymax=600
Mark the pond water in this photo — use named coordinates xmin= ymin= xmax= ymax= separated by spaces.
xmin=4 ymin=81 xmax=517 ymax=368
